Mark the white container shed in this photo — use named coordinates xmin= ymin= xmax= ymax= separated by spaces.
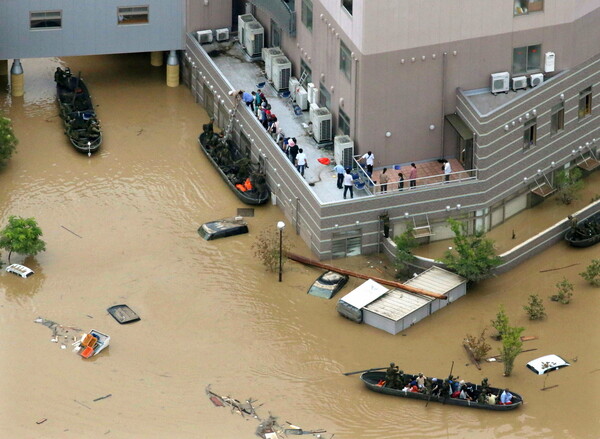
xmin=361 ymin=267 xmax=467 ymax=335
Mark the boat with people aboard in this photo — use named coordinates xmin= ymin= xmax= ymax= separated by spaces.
xmin=565 ymin=212 xmax=600 ymax=248
xmin=198 ymin=122 xmax=270 ymax=205
xmin=54 ymin=67 xmax=102 ymax=154
xmin=359 ymin=369 xmax=523 ymax=411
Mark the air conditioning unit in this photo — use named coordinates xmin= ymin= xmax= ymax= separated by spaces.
xmin=237 ymin=13 xmax=255 ymax=46
xmin=306 ymin=82 xmax=319 ymax=104
xmin=215 ymin=28 xmax=230 ymax=42
xmin=196 ymin=30 xmax=213 ymax=44
xmin=512 ymin=75 xmax=528 ymax=91
xmin=544 ymin=51 xmax=556 ymax=73
xmin=530 ymin=73 xmax=544 ymax=88
xmin=289 ymin=77 xmax=300 ymax=94
xmin=311 ymin=107 xmax=332 ymax=143
xmin=244 ymin=21 xmax=264 ymax=57
xmin=490 ymin=72 xmax=509 ymax=95
xmin=262 ymin=47 xmax=283 ymax=80
xmin=271 ymin=55 xmax=291 ymax=91
xmin=334 ymin=135 xmax=354 ymax=169
xmin=296 ymin=86 xmax=308 ymax=110
xmin=309 ymin=102 xmax=319 ymax=120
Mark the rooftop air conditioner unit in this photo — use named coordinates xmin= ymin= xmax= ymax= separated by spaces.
xmin=309 ymin=102 xmax=319 ymax=120
xmin=544 ymin=52 xmax=556 ymax=73
xmin=295 ymin=86 xmax=308 ymax=111
xmin=197 ymin=30 xmax=213 ymax=44
xmin=237 ymin=13 xmax=255 ymax=46
xmin=271 ymin=55 xmax=291 ymax=91
xmin=244 ymin=22 xmax=264 ymax=58
xmin=215 ymin=28 xmax=230 ymax=42
xmin=307 ymin=83 xmax=318 ymax=104
xmin=490 ymin=72 xmax=509 ymax=95
xmin=512 ymin=75 xmax=528 ymax=91
xmin=334 ymin=135 xmax=354 ymax=169
xmin=262 ymin=47 xmax=283 ymax=80
xmin=311 ymin=107 xmax=332 ymax=143
xmin=530 ymin=73 xmax=544 ymax=88
xmin=289 ymin=77 xmax=300 ymax=95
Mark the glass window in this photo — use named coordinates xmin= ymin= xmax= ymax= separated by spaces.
xmin=550 ymin=103 xmax=564 ymax=135
xmin=578 ymin=86 xmax=592 ymax=119
xmin=342 ymin=0 xmax=353 ymax=15
xmin=30 ymin=11 xmax=62 ymax=29
xmin=118 ymin=6 xmax=149 ymax=25
xmin=338 ymin=108 xmax=350 ymax=135
xmin=271 ymin=19 xmax=281 ymax=47
xmin=514 ymin=0 xmax=544 ymax=15
xmin=523 ymin=118 xmax=537 ymax=150
xmin=319 ymin=82 xmax=331 ymax=109
xmin=301 ymin=0 xmax=313 ymax=32
xmin=339 ymin=40 xmax=352 ymax=81
xmin=513 ymin=44 xmax=541 ymax=74
xmin=300 ymin=59 xmax=312 ymax=85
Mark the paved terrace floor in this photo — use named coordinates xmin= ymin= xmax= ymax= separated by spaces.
xmin=210 ymin=43 xmax=468 ymax=203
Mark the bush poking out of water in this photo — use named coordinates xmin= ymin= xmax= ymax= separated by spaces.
xmin=501 ymin=325 xmax=525 ymax=377
xmin=523 ymin=294 xmax=546 ymax=320
xmin=464 ymin=329 xmax=491 ymax=361
xmin=580 ymin=259 xmax=600 ymax=287
xmin=491 ymin=305 xmax=510 ymax=339
xmin=550 ymin=277 xmax=574 ymax=304
xmin=251 ymin=226 xmax=291 ymax=273
xmin=0 ymin=114 xmax=18 ymax=169
xmin=394 ymin=226 xmax=418 ymax=277
xmin=555 ymin=168 xmax=584 ymax=205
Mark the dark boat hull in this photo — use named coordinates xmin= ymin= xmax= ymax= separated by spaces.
xmin=565 ymin=212 xmax=600 ymax=248
xmin=360 ymin=371 xmax=523 ymax=411
xmin=55 ymin=71 xmax=102 ymax=154
xmin=198 ymin=133 xmax=270 ymax=205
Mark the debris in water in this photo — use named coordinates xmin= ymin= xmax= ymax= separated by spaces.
xmin=93 ymin=394 xmax=112 ymax=402
xmin=36 ymin=418 xmax=47 ymax=424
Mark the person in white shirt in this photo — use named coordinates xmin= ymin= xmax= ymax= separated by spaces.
xmin=360 ymin=151 xmax=375 ymax=176
xmin=295 ymin=148 xmax=308 ymax=177
xmin=443 ymin=159 xmax=452 ymax=182
xmin=343 ymin=169 xmax=354 ymax=199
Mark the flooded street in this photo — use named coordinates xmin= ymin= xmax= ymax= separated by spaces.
xmin=1 ymin=54 xmax=598 ymax=439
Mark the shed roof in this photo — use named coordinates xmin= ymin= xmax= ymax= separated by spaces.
xmin=338 ymin=279 xmax=388 ymax=309
xmin=403 ymin=266 xmax=466 ymax=294
xmin=364 ymin=289 xmax=431 ymax=321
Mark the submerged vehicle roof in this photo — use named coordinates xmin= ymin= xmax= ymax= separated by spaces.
xmin=526 ymin=354 xmax=570 ymax=375
xmin=198 ymin=217 xmax=249 ymax=240
xmin=307 ymin=271 xmax=349 ymax=299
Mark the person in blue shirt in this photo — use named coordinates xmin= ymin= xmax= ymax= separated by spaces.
xmin=500 ymin=389 xmax=513 ymax=404
xmin=242 ymin=91 xmax=255 ymax=112
xmin=333 ymin=161 xmax=345 ymax=189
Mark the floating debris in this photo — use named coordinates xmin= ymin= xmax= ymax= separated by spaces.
xmin=35 ymin=317 xmax=82 ymax=350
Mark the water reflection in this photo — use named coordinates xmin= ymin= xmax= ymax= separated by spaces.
xmin=1 ymin=257 xmax=45 ymax=304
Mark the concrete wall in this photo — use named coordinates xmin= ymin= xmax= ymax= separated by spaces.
xmin=187 ymin=0 xmax=232 ymax=34
xmin=0 ymin=0 xmax=184 ymax=59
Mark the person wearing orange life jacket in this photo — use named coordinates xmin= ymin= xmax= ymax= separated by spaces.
xmin=244 ymin=178 xmax=253 ymax=191
xmin=235 ymin=183 xmax=247 ymax=192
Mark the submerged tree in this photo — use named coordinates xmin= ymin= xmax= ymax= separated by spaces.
xmin=0 ymin=114 xmax=18 ymax=168
xmin=394 ymin=226 xmax=418 ymax=276
xmin=580 ymin=259 xmax=600 ymax=287
xmin=464 ymin=329 xmax=492 ymax=361
xmin=550 ymin=277 xmax=574 ymax=304
xmin=501 ymin=324 xmax=525 ymax=377
xmin=439 ymin=219 xmax=502 ymax=282
xmin=491 ymin=304 xmax=510 ymax=339
xmin=251 ymin=225 xmax=291 ymax=272
xmin=523 ymin=294 xmax=546 ymax=320
xmin=555 ymin=168 xmax=584 ymax=205
xmin=0 ymin=216 xmax=46 ymax=263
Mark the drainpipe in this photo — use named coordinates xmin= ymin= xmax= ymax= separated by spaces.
xmin=10 ymin=59 xmax=24 ymax=97
xmin=166 ymin=50 xmax=180 ymax=87
xmin=441 ymin=52 xmax=447 ymax=157
xmin=353 ymin=56 xmax=359 ymax=143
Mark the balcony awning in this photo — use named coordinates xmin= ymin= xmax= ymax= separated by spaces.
xmin=249 ymin=0 xmax=296 ymax=36
xmin=445 ymin=114 xmax=473 ymax=140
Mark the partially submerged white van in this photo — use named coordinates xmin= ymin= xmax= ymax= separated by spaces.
xmin=5 ymin=264 xmax=35 ymax=278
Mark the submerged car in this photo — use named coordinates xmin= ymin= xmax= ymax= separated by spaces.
xmin=526 ymin=354 xmax=570 ymax=375
xmin=307 ymin=271 xmax=349 ymax=299
xmin=198 ymin=217 xmax=249 ymax=241
xmin=5 ymin=264 xmax=35 ymax=278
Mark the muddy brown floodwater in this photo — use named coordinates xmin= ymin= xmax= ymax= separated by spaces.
xmin=0 ymin=55 xmax=598 ymax=439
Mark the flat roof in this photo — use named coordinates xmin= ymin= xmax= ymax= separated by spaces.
xmin=403 ymin=266 xmax=466 ymax=294
xmin=364 ymin=289 xmax=431 ymax=321
xmin=339 ymin=279 xmax=388 ymax=309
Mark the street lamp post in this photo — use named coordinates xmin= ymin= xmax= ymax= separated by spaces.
xmin=277 ymin=221 xmax=285 ymax=282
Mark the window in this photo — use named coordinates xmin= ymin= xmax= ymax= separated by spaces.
xmin=117 ymin=6 xmax=149 ymax=25
xmin=512 ymin=44 xmax=541 ymax=74
xmin=300 ymin=59 xmax=312 ymax=85
xmin=339 ymin=41 xmax=352 ymax=81
xmin=30 ymin=11 xmax=62 ymax=29
xmin=523 ymin=118 xmax=537 ymax=150
xmin=319 ymin=83 xmax=331 ymax=109
xmin=578 ymin=87 xmax=592 ymax=119
xmin=270 ymin=20 xmax=281 ymax=47
xmin=338 ymin=108 xmax=350 ymax=135
xmin=550 ymin=103 xmax=564 ymax=135
xmin=301 ymin=0 xmax=313 ymax=32
xmin=514 ymin=0 xmax=544 ymax=16
xmin=332 ymin=230 xmax=362 ymax=258
xmin=342 ymin=0 xmax=353 ymax=15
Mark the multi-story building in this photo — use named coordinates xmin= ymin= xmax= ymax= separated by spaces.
xmin=2 ymin=0 xmax=599 ymax=261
